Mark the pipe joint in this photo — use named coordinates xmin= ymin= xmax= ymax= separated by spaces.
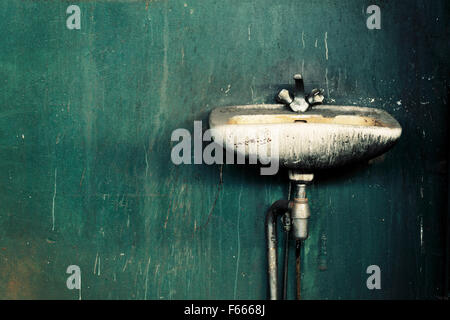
xmin=290 ymin=185 xmax=311 ymax=241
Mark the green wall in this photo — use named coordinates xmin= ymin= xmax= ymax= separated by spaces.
xmin=0 ymin=0 xmax=448 ymax=299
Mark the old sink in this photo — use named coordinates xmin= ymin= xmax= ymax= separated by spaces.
xmin=208 ymin=104 xmax=402 ymax=170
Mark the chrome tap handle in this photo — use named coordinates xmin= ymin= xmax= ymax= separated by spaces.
xmin=277 ymin=89 xmax=293 ymax=105
xmin=306 ymin=88 xmax=325 ymax=105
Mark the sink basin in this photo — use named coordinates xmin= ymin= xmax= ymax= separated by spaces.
xmin=209 ymin=104 xmax=402 ymax=170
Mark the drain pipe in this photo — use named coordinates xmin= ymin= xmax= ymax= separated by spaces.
xmin=266 ymin=171 xmax=313 ymax=300
xmin=290 ymin=172 xmax=313 ymax=300
xmin=265 ymin=199 xmax=289 ymax=300
xmin=291 ymin=184 xmax=311 ymax=240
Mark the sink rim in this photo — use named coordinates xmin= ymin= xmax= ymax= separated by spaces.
xmin=210 ymin=104 xmax=402 ymax=131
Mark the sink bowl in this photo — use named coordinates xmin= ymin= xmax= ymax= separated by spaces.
xmin=209 ymin=104 xmax=402 ymax=170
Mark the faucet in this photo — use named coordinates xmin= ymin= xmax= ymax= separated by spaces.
xmin=277 ymin=74 xmax=325 ymax=112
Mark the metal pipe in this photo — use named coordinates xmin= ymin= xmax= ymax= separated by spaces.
xmin=265 ymin=199 xmax=289 ymax=300
xmin=266 ymin=174 xmax=312 ymax=300
xmin=282 ymin=213 xmax=291 ymax=300
xmin=295 ymin=240 xmax=302 ymax=300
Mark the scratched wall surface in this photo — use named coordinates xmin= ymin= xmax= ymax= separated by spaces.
xmin=0 ymin=0 xmax=448 ymax=299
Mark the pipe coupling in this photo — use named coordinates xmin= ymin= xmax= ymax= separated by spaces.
xmin=291 ymin=197 xmax=311 ymax=240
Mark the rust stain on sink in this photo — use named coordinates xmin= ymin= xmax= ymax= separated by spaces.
xmin=227 ymin=114 xmax=387 ymax=127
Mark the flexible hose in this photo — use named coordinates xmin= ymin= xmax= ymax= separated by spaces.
xmin=282 ymin=228 xmax=289 ymax=300
xmin=296 ymin=240 xmax=302 ymax=300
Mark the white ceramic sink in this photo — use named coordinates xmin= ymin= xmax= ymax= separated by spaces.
xmin=209 ymin=104 xmax=402 ymax=170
